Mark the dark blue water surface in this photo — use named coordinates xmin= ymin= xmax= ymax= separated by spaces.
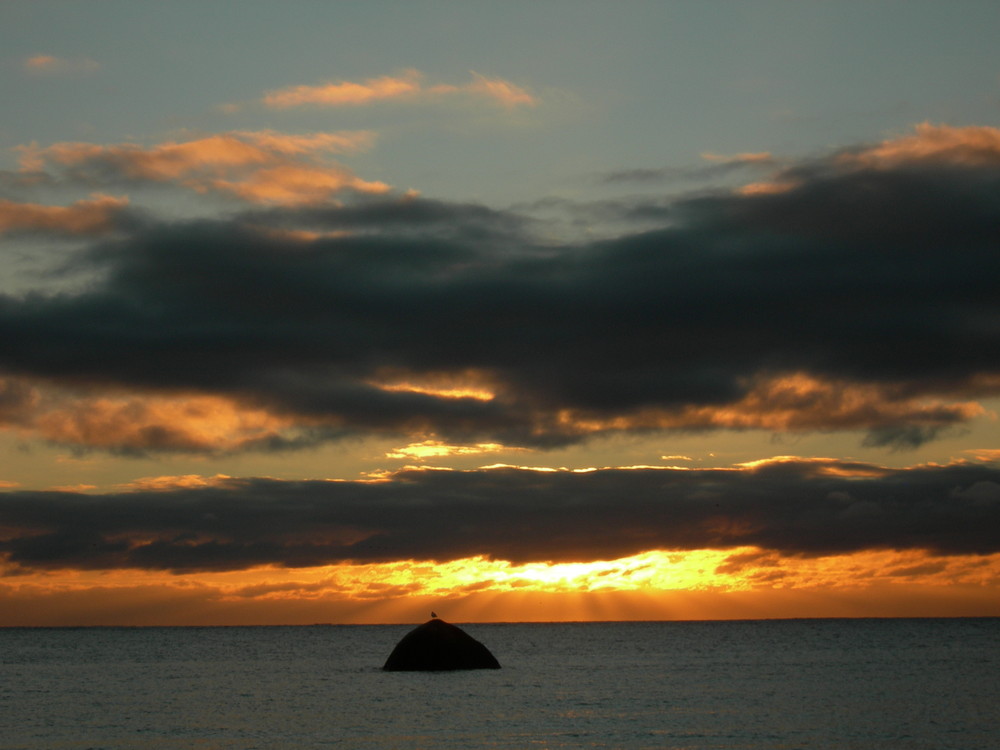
xmin=1 ymin=618 xmax=997 ymax=749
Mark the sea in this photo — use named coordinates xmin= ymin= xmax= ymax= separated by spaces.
xmin=1 ymin=618 xmax=997 ymax=749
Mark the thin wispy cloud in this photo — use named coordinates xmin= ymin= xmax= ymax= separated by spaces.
xmin=23 ymin=54 xmax=100 ymax=75
xmin=260 ymin=69 xmax=537 ymax=109
xmin=700 ymin=151 xmax=776 ymax=164
xmin=601 ymin=152 xmax=778 ymax=185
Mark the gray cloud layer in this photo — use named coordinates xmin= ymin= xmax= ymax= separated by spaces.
xmin=1 ymin=460 xmax=998 ymax=572
xmin=1 ymin=141 xmax=999 ymax=452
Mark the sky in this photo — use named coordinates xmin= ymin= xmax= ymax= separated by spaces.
xmin=1 ymin=0 xmax=1000 ymax=626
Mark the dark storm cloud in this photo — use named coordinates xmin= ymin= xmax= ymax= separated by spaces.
xmin=1 ymin=460 xmax=999 ymax=572
xmin=1 ymin=144 xmax=999 ymax=451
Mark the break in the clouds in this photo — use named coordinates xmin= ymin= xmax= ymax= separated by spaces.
xmin=260 ymin=69 xmax=537 ymax=109
xmin=1 ymin=458 xmax=999 ymax=573
xmin=0 ymin=124 xmax=998 ymax=454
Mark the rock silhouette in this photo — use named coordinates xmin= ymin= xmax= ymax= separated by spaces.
xmin=383 ymin=618 xmax=501 ymax=671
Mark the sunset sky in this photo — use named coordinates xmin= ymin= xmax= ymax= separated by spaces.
xmin=2 ymin=1 xmax=1000 ymax=626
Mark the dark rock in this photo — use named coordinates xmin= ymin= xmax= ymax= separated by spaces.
xmin=383 ymin=618 xmax=501 ymax=671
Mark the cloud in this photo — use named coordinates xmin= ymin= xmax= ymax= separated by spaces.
xmin=462 ymin=71 xmax=538 ymax=108
xmin=231 ymin=130 xmax=377 ymax=155
xmin=385 ymin=440 xmax=515 ymax=460
xmin=0 ymin=377 xmax=300 ymax=456
xmin=968 ymin=449 xmax=1000 ymax=463
xmin=0 ymin=194 xmax=130 ymax=237
xmin=23 ymin=54 xmax=100 ymax=75
xmin=15 ymin=131 xmax=385 ymax=206
xmin=262 ymin=70 xmax=424 ymax=108
xmin=841 ymin=122 xmax=1000 ymax=168
xmin=548 ymin=373 xmax=985 ymax=447
xmin=244 ymin=195 xmax=534 ymax=243
xmin=261 ymin=69 xmax=537 ymax=109
xmin=601 ymin=152 xmax=777 ymax=185
xmin=3 ymin=563 xmax=996 ymax=626
xmin=115 ymin=474 xmax=233 ymax=492
xmin=701 ymin=151 xmax=776 ymax=165
xmin=1 ymin=458 xmax=1000 ymax=573
xmin=735 ymin=122 xmax=1000 ymax=195
xmin=209 ymin=164 xmax=388 ymax=205
xmin=0 ymin=124 xmax=998 ymax=453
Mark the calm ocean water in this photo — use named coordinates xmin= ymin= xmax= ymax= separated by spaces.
xmin=1 ymin=618 xmax=997 ymax=749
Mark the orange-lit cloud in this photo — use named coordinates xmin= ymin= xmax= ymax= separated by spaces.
xmin=735 ymin=123 xmax=1000 ymax=196
xmin=232 ymin=129 xmax=377 ymax=155
xmin=4 ymin=458 xmax=1000 ymax=576
xmin=734 ymin=455 xmax=892 ymax=478
xmin=4 ymin=122 xmax=997 ymax=455
xmin=0 ymin=378 xmax=296 ymax=454
xmin=0 ymin=359 xmax=990 ymax=461
xmin=385 ymin=440 xmax=516 ymax=460
xmin=263 ymin=70 xmax=424 ymax=108
xmin=843 ymin=122 xmax=1000 ymax=168
xmin=2 ymin=547 xmax=998 ymax=626
xmin=738 ymin=180 xmax=797 ymax=196
xmin=461 ymin=72 xmax=539 ymax=108
xmin=550 ymin=372 xmax=988 ymax=443
xmin=370 ymin=371 xmax=497 ymax=402
xmin=23 ymin=53 xmax=100 ymax=75
xmin=0 ymin=194 xmax=129 ymax=236
xmin=115 ymin=474 xmax=234 ymax=492
xmin=685 ymin=373 xmax=989 ymax=433
xmin=262 ymin=69 xmax=537 ymax=109
xmin=48 ymin=484 xmax=99 ymax=493
xmin=967 ymin=448 xmax=1000 ymax=463
xmin=18 ymin=130 xmax=373 ymax=175
xmin=248 ymin=225 xmax=355 ymax=243
xmin=210 ymin=164 xmax=389 ymax=204
xmin=17 ymin=130 xmax=383 ymax=206
xmin=701 ymin=151 xmax=775 ymax=164
xmin=32 ymin=395 xmax=292 ymax=453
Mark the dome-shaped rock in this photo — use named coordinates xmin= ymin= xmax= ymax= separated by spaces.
xmin=383 ymin=618 xmax=501 ymax=671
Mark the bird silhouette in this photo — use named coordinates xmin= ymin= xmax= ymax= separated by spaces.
xmin=431 ymin=611 xmax=438 ymax=618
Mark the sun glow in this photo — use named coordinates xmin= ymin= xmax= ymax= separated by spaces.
xmin=3 ymin=545 xmax=1000 ymax=626
xmin=374 ymin=383 xmax=496 ymax=401
xmin=366 ymin=368 xmax=498 ymax=402
xmin=385 ymin=440 xmax=515 ymax=459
